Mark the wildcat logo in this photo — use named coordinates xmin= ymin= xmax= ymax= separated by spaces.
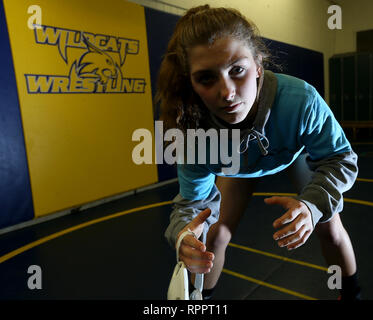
xmin=25 ymin=25 xmax=146 ymax=94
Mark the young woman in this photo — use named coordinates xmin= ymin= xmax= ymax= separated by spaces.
xmin=156 ymin=5 xmax=361 ymax=300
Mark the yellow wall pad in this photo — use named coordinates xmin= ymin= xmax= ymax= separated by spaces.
xmin=3 ymin=0 xmax=157 ymax=217
xmin=222 ymin=268 xmax=318 ymax=300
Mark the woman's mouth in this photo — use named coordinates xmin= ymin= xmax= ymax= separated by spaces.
xmin=223 ymin=102 xmax=242 ymax=112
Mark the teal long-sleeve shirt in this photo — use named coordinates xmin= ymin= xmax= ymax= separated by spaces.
xmin=165 ymin=71 xmax=358 ymax=247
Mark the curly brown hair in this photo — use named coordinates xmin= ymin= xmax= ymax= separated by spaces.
xmin=154 ymin=4 xmax=274 ymax=135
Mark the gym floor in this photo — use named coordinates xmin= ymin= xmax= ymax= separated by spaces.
xmin=0 ymin=143 xmax=372 ymax=300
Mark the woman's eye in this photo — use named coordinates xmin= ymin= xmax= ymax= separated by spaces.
xmin=230 ymin=66 xmax=245 ymax=75
xmin=197 ymin=75 xmax=215 ymax=84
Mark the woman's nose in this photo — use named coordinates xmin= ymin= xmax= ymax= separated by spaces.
xmin=220 ymin=77 xmax=235 ymax=102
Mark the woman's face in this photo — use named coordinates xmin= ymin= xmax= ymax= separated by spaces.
xmin=188 ymin=37 xmax=261 ymax=125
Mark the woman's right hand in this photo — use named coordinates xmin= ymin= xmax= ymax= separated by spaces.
xmin=176 ymin=208 xmax=215 ymax=274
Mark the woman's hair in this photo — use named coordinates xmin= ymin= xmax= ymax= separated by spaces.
xmin=155 ymin=4 xmax=276 ymax=134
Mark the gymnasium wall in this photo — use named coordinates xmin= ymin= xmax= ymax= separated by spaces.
xmin=334 ymin=0 xmax=373 ymax=54
xmin=0 ymin=0 xmax=324 ymax=231
xmin=129 ymin=0 xmax=335 ymax=103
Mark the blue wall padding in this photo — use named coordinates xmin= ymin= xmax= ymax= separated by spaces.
xmin=145 ymin=7 xmax=180 ymax=182
xmin=0 ymin=0 xmax=34 ymax=228
xmin=263 ymin=38 xmax=324 ymax=97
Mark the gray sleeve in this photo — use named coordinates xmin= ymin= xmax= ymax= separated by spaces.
xmin=293 ymin=150 xmax=358 ymax=226
xmin=164 ymin=183 xmax=221 ymax=248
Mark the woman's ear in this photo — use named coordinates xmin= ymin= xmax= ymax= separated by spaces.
xmin=256 ymin=54 xmax=263 ymax=78
xmin=256 ymin=67 xmax=262 ymax=78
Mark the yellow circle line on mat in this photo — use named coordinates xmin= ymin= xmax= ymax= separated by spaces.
xmin=0 ymin=201 xmax=172 ymax=264
xmin=254 ymin=192 xmax=297 ymax=197
xmin=255 ymin=193 xmax=373 ymax=207
xmin=351 ymin=142 xmax=373 ymax=145
xmin=1 ymin=192 xmax=370 ymax=300
xmin=356 ymin=178 xmax=373 ymax=183
xmin=228 ymin=242 xmax=328 ymax=272
xmin=222 ymin=268 xmax=317 ymax=300
xmin=1 ymin=194 xmax=372 ymax=265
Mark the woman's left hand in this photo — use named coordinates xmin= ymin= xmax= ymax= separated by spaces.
xmin=264 ymin=196 xmax=314 ymax=250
